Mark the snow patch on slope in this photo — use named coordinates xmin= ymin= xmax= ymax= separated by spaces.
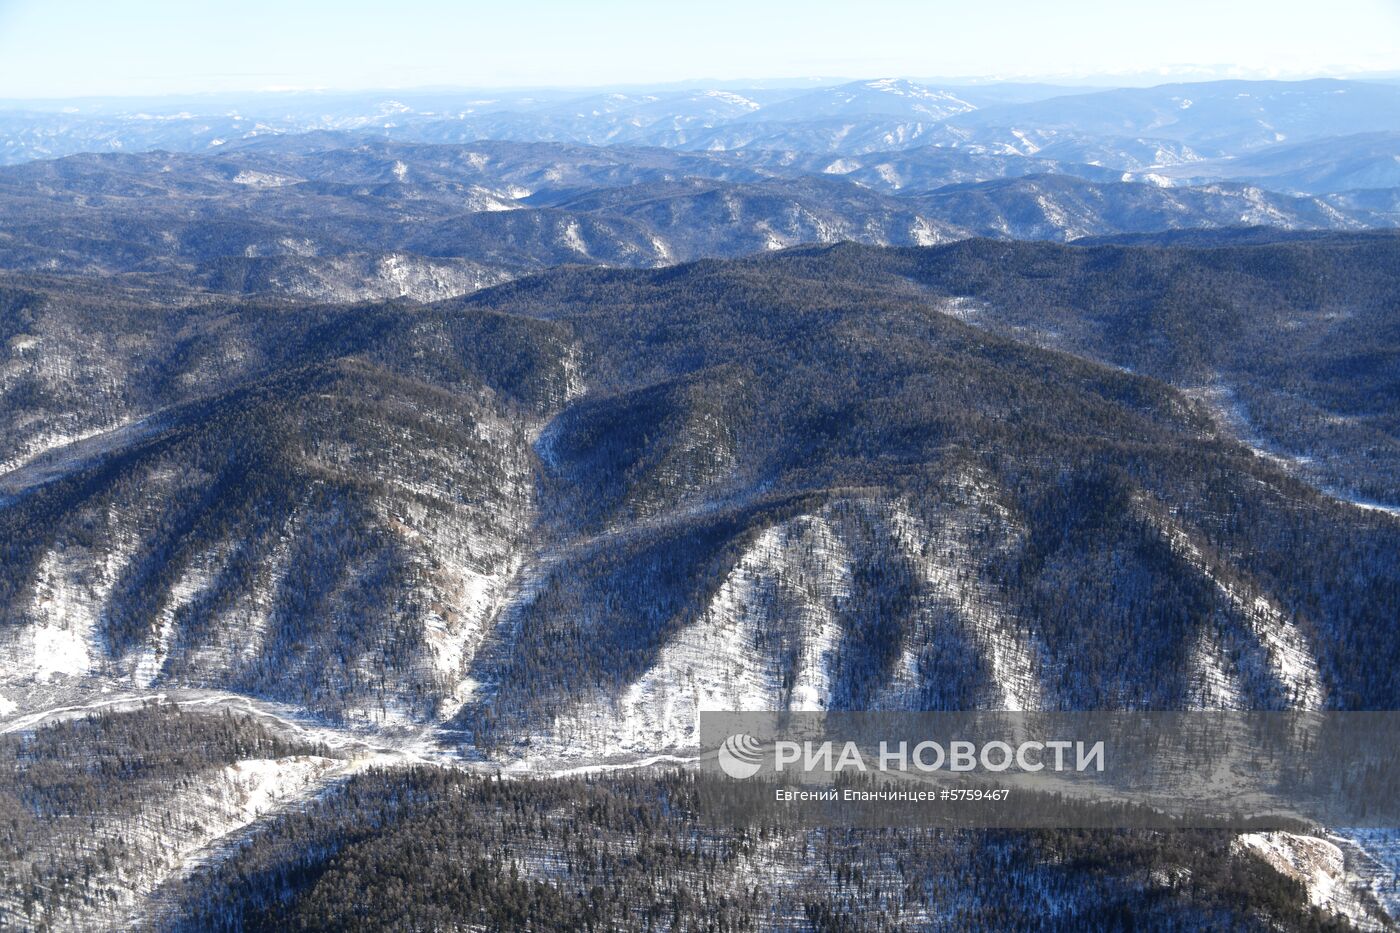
xmin=544 ymin=515 xmax=854 ymax=756
xmin=884 ymin=483 xmax=1042 ymax=712
xmin=561 ymin=219 xmax=589 ymax=256
xmin=15 ymin=536 xmax=134 ymax=682
xmin=130 ymin=551 xmax=222 ymax=686
xmin=15 ymin=754 xmax=345 ymax=931
xmin=1142 ymin=503 xmax=1323 ymax=709
xmin=1185 ymin=626 xmax=1246 ymax=710
xmin=516 ymin=479 xmax=1041 ymax=761
xmin=1234 ymin=833 xmax=1384 ymax=928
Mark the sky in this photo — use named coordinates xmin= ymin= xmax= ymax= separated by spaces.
xmin=1 ymin=0 xmax=1398 ymax=99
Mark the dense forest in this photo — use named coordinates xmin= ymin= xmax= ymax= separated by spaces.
xmin=3 ymin=235 xmax=1399 ymax=727
xmin=0 ymin=702 xmax=338 ymax=928
xmin=158 ymin=766 xmax=1360 ymax=932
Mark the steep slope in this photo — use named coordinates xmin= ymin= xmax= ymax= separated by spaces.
xmin=0 ymin=287 xmax=576 ymax=722
xmin=442 ymin=249 xmax=1398 ymax=759
xmin=2 ymin=237 xmax=1398 ymax=931
xmin=0 ymin=361 xmax=537 ymax=721
xmin=3 ymin=239 xmax=1399 ymax=741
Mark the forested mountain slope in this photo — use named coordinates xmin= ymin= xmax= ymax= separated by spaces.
xmin=2 ymin=228 xmax=1399 ymax=931
xmin=3 ymin=236 xmax=1397 ymax=747
xmin=1 ymin=702 xmax=348 ymax=930
xmin=774 ymin=232 xmax=1400 ymax=504
xmin=157 ymin=765 xmax=1373 ymax=932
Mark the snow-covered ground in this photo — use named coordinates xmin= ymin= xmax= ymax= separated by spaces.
xmin=884 ymin=485 xmax=1042 ymax=712
xmin=1235 ymin=832 xmax=1392 ymax=930
xmin=1191 ymin=380 xmax=1400 ymax=519
xmin=521 ymin=513 xmax=855 ymax=757
xmin=1139 ymin=498 xmax=1324 ymax=710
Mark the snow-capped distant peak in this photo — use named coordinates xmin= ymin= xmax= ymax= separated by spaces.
xmin=702 ymin=90 xmax=761 ymax=110
xmin=865 ymin=77 xmax=928 ymax=95
xmin=861 ymin=78 xmax=972 ymax=105
xmin=841 ymin=78 xmax=977 ymax=118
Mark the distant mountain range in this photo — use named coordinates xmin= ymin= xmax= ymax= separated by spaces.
xmin=4 ymin=77 xmax=1398 ymax=182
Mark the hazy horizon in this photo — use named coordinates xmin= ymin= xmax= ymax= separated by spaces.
xmin=1 ymin=0 xmax=1398 ymax=99
xmin=2 ymin=70 xmax=1399 ymax=111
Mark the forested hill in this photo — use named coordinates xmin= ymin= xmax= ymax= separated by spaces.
xmin=2 ymin=234 xmax=1397 ymax=741
xmin=754 ymin=232 xmax=1400 ymax=503
xmin=3 ymin=230 xmax=1400 ymax=929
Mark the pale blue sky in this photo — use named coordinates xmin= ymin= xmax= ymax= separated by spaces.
xmin=1 ymin=0 xmax=1398 ymax=99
